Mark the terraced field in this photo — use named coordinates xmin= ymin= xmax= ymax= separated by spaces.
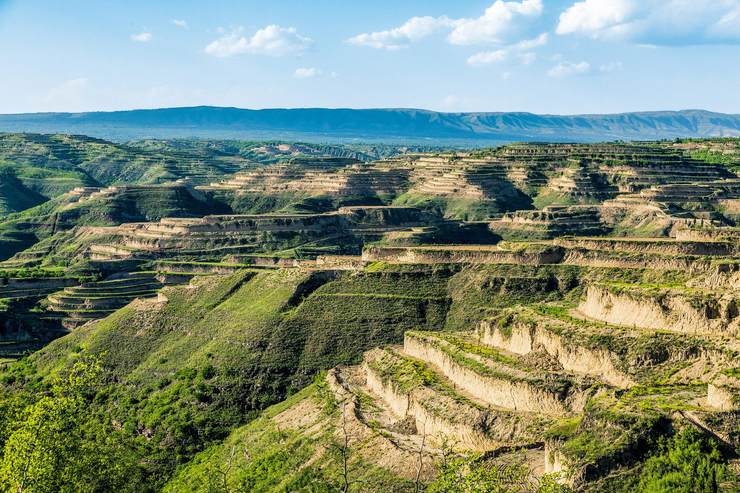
xmin=0 ymin=138 xmax=738 ymax=492
xmin=44 ymin=272 xmax=187 ymax=328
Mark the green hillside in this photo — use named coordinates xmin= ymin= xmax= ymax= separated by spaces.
xmin=0 ymin=184 xmax=230 ymax=262
xmin=0 ymin=137 xmax=738 ymax=492
xmin=0 ymin=133 xmax=250 ymax=191
xmin=0 ymin=168 xmax=47 ymax=215
xmin=0 ymin=263 xmax=586 ymax=489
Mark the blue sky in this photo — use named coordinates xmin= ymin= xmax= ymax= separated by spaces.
xmin=1 ymin=0 xmax=739 ymax=114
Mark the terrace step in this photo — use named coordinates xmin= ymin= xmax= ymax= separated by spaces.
xmin=63 ymin=280 xmax=161 ymax=295
xmin=401 ymin=331 xmax=591 ymax=416
xmin=44 ymin=272 xmax=185 ymax=328
xmin=576 ymin=283 xmax=740 ymax=338
xmin=478 ymin=307 xmax=738 ymax=388
xmin=339 ymin=347 xmax=551 ymax=452
xmin=554 ymin=237 xmax=739 ymax=257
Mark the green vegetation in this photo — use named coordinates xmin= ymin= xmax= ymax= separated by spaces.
xmin=428 ymin=452 xmax=572 ymax=493
xmin=0 ymin=137 xmax=738 ymax=491
xmin=637 ymin=428 xmax=737 ymax=493
xmin=0 ymin=168 xmax=47 ymax=215
xmin=0 ymin=356 xmax=148 ymax=492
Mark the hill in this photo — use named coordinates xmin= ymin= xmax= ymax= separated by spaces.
xmin=0 ymin=137 xmax=738 ymax=492
xmin=0 ymin=133 xmax=252 ymax=191
xmin=1 ymin=107 xmax=740 ymax=143
xmin=0 ymin=168 xmax=47 ymax=215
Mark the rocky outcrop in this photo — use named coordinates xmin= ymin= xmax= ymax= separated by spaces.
xmin=707 ymin=384 xmax=736 ymax=411
xmin=362 ymin=357 xmax=503 ymax=450
xmin=706 ymin=374 xmax=739 ymax=411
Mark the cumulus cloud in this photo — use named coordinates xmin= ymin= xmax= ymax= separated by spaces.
xmin=556 ymin=0 xmax=740 ymax=45
xmin=467 ymin=32 xmax=547 ymax=66
xmin=294 ymin=67 xmax=322 ymax=79
xmin=347 ymin=16 xmax=455 ymax=50
xmin=467 ymin=49 xmax=508 ymax=66
xmin=513 ymin=32 xmax=548 ymax=50
xmin=130 ymin=32 xmax=152 ymax=42
xmin=171 ymin=19 xmax=189 ymax=29
xmin=547 ymin=61 xmax=591 ymax=77
xmin=347 ymin=0 xmax=543 ymax=50
xmin=205 ymin=25 xmax=312 ymax=57
xmin=448 ymin=0 xmax=543 ymax=45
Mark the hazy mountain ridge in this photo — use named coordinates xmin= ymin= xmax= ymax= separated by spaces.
xmin=1 ymin=107 xmax=739 ymax=143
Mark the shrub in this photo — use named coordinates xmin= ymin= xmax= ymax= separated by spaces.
xmin=637 ymin=427 xmax=735 ymax=493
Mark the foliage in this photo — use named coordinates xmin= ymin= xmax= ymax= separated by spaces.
xmin=428 ymin=452 xmax=572 ymax=493
xmin=637 ymin=428 xmax=736 ymax=493
xmin=0 ymin=356 xmax=148 ymax=492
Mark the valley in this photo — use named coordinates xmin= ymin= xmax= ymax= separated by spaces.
xmin=0 ymin=133 xmax=738 ymax=492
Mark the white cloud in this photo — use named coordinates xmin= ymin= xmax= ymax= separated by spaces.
xmin=294 ymin=67 xmax=322 ymax=79
xmin=441 ymin=94 xmax=463 ymax=109
xmin=347 ymin=16 xmax=456 ymax=50
xmin=171 ymin=19 xmax=189 ymax=29
xmin=48 ymin=77 xmax=89 ymax=96
xmin=347 ymin=0 xmax=543 ymax=50
xmin=556 ymin=0 xmax=634 ymax=38
xmin=467 ymin=32 xmax=547 ymax=66
xmin=513 ymin=32 xmax=548 ymax=50
xmin=556 ymin=0 xmax=740 ymax=45
xmin=467 ymin=49 xmax=508 ymax=66
xmin=547 ymin=61 xmax=591 ymax=77
xmin=205 ymin=25 xmax=312 ymax=57
xmin=449 ymin=0 xmax=543 ymax=45
xmin=130 ymin=32 xmax=152 ymax=42
xmin=439 ymin=94 xmax=479 ymax=111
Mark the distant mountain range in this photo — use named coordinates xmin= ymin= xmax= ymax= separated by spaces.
xmin=1 ymin=106 xmax=739 ymax=143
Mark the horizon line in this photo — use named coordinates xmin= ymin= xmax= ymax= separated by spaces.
xmin=2 ymin=106 xmax=738 ymax=118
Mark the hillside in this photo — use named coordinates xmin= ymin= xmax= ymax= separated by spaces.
xmin=0 ymin=169 xmax=47 ymax=215
xmin=0 ymin=137 xmax=738 ymax=492
xmin=0 ymin=133 xmax=254 ymax=191
xmin=1 ymin=107 xmax=740 ymax=143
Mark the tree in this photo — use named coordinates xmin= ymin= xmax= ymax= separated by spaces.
xmin=0 ymin=356 xmax=146 ymax=493
xmin=638 ymin=427 xmax=736 ymax=493
xmin=427 ymin=448 xmax=572 ymax=493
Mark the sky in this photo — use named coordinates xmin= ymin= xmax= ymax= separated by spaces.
xmin=0 ymin=0 xmax=739 ymax=115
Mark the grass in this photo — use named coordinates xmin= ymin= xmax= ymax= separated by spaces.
xmin=3 ymin=267 xmax=457 ymax=485
xmin=163 ymin=380 xmax=415 ymax=492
